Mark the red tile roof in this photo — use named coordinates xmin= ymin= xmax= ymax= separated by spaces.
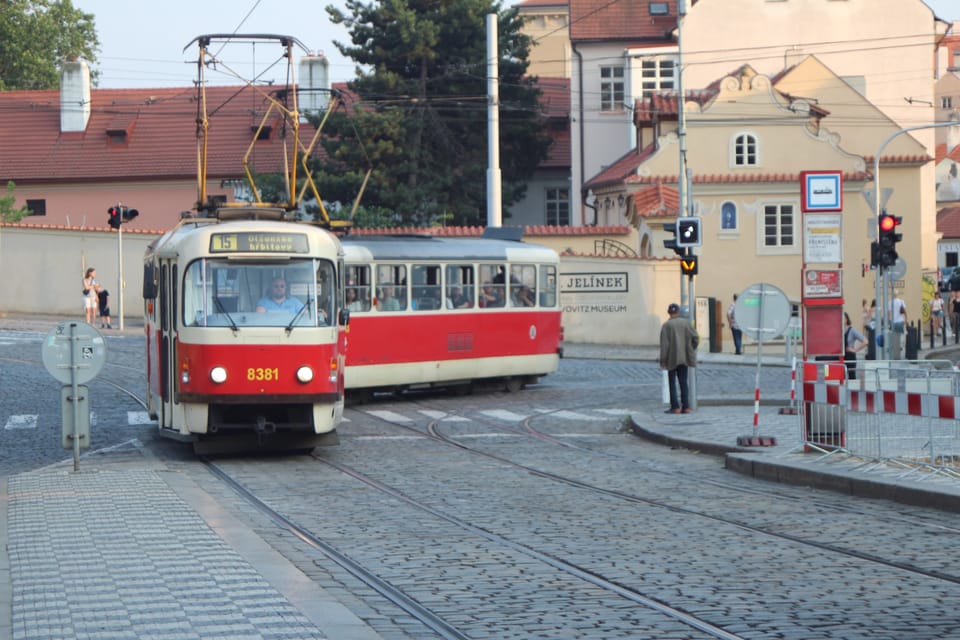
xmin=518 ymin=0 xmax=568 ymax=7
xmin=0 ymin=85 xmax=334 ymax=184
xmin=570 ymin=0 xmax=680 ymax=42
xmin=937 ymin=206 xmax=960 ymax=239
xmin=628 ymin=182 xmax=680 ymax=220
xmin=626 ymin=171 xmax=873 ymax=185
xmin=347 ymin=224 xmax=631 ymax=237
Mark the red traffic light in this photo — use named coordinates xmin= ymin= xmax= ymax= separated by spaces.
xmin=107 ymin=207 xmax=122 ymax=229
xmin=879 ymin=214 xmax=898 ymax=232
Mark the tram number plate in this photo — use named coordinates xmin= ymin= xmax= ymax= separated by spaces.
xmin=247 ymin=367 xmax=280 ymax=381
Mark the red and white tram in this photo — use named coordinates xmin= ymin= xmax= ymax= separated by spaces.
xmin=340 ymin=230 xmax=563 ymax=397
xmin=143 ymin=209 xmax=348 ymax=452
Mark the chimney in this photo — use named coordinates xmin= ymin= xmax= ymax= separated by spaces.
xmin=60 ymin=59 xmax=91 ymax=133
xmin=298 ymin=53 xmax=330 ymax=118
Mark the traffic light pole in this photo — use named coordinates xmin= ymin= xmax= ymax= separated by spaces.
xmin=871 ymin=121 xmax=957 ymax=359
xmin=117 ymin=222 xmax=124 ymax=331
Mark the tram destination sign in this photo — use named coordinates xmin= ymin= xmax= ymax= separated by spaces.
xmin=210 ymin=232 xmax=309 ymax=254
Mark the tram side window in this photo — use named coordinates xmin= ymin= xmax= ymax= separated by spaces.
xmin=478 ymin=264 xmax=506 ymax=308
xmin=445 ymin=264 xmax=475 ymax=309
xmin=375 ymin=264 xmax=407 ymax=311
xmin=539 ymin=265 xmax=557 ymax=307
xmin=509 ymin=264 xmax=537 ymax=307
xmin=412 ymin=263 xmax=442 ymax=310
xmin=346 ymin=265 xmax=371 ymax=312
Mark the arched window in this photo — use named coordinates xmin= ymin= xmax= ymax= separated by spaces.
xmin=732 ymin=133 xmax=758 ymax=167
xmin=721 ymin=202 xmax=737 ymax=230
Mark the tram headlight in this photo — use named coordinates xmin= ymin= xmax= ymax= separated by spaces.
xmin=210 ymin=366 xmax=228 ymax=384
xmin=296 ymin=366 xmax=314 ymax=383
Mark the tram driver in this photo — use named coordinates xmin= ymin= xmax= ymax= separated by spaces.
xmin=256 ymin=277 xmax=304 ymax=314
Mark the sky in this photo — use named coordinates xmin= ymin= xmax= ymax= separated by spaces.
xmin=74 ymin=0 xmax=960 ymax=89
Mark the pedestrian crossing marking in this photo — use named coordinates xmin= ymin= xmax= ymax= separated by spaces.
xmin=552 ymin=410 xmax=601 ymax=421
xmin=5 ymin=415 xmax=37 ymax=430
xmin=366 ymin=409 xmax=413 ymax=423
xmin=594 ymin=408 xmax=633 ymax=415
xmin=419 ymin=410 xmax=470 ymax=422
xmin=480 ymin=409 xmax=528 ymax=421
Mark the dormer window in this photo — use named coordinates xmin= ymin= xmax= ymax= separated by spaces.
xmin=106 ymin=129 xmax=127 ymax=144
xmin=251 ymin=124 xmax=273 ymax=140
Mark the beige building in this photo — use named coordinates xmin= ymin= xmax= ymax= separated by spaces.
xmin=589 ymin=57 xmax=928 ymax=338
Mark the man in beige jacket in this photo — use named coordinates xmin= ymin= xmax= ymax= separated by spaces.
xmin=659 ymin=303 xmax=699 ymax=413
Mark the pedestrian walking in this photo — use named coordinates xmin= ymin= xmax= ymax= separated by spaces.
xmin=727 ymin=293 xmax=742 ymax=355
xmin=659 ymin=303 xmax=699 ymax=414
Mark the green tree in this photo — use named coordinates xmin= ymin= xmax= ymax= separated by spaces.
xmin=1 ymin=181 xmax=30 ymax=222
xmin=0 ymin=0 xmax=99 ymax=90
xmin=317 ymin=0 xmax=551 ymax=227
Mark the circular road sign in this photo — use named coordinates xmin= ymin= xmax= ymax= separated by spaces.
xmin=735 ymin=283 xmax=792 ymax=342
xmin=41 ymin=322 xmax=107 ymax=385
xmin=886 ymin=256 xmax=907 ymax=281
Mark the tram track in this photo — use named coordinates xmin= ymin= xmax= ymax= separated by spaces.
xmin=187 ymin=400 xmax=960 ymax=639
xmin=352 ymin=397 xmax=960 ymax=587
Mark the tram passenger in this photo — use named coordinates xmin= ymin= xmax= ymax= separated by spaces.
xmin=446 ymin=286 xmax=472 ymax=309
xmin=346 ymin=283 xmax=368 ymax=311
xmin=512 ymin=285 xmax=535 ymax=307
xmin=256 ymin=277 xmax=304 ymax=313
xmin=378 ymin=285 xmax=402 ymax=311
xmin=479 ymin=282 xmax=504 ymax=308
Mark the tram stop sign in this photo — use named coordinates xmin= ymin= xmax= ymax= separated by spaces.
xmin=734 ymin=283 xmax=792 ymax=342
xmin=42 ymin=322 xmax=106 ymax=384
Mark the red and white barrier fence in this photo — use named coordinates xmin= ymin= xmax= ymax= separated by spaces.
xmin=799 ymin=359 xmax=960 ymax=475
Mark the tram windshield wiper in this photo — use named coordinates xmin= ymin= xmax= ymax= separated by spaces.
xmin=285 ymin=297 xmax=312 ymax=335
xmin=213 ymin=295 xmax=239 ymax=333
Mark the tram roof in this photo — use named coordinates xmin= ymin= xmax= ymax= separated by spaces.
xmin=340 ymin=234 xmax=559 ymax=263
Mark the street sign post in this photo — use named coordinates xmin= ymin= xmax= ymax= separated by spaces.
xmin=42 ymin=322 xmax=106 ymax=470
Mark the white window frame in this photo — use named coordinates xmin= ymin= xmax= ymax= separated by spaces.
xmin=599 ymin=65 xmax=625 ymax=112
xmin=757 ymin=201 xmax=798 ymax=255
xmin=545 ymin=187 xmax=570 ymax=226
xmin=626 ymin=46 xmax=679 ymax=103
xmin=731 ymin=132 xmax=759 ymax=167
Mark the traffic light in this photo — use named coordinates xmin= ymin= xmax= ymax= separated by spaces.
xmin=107 ymin=205 xmax=139 ymax=228
xmin=877 ymin=212 xmax=902 ymax=269
xmin=680 ymin=254 xmax=698 ymax=277
xmin=676 ymin=217 xmax=702 ymax=248
xmin=107 ymin=206 xmax=122 ymax=229
xmin=663 ymin=222 xmax=684 ymax=256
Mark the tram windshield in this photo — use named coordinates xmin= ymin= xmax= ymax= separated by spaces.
xmin=182 ymin=258 xmax=335 ymax=328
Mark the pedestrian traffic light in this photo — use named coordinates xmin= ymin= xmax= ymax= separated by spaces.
xmin=877 ymin=212 xmax=902 ymax=269
xmin=680 ymin=254 xmax=698 ymax=277
xmin=676 ymin=217 xmax=702 ymax=248
xmin=107 ymin=206 xmax=122 ymax=229
xmin=663 ymin=222 xmax=684 ymax=256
